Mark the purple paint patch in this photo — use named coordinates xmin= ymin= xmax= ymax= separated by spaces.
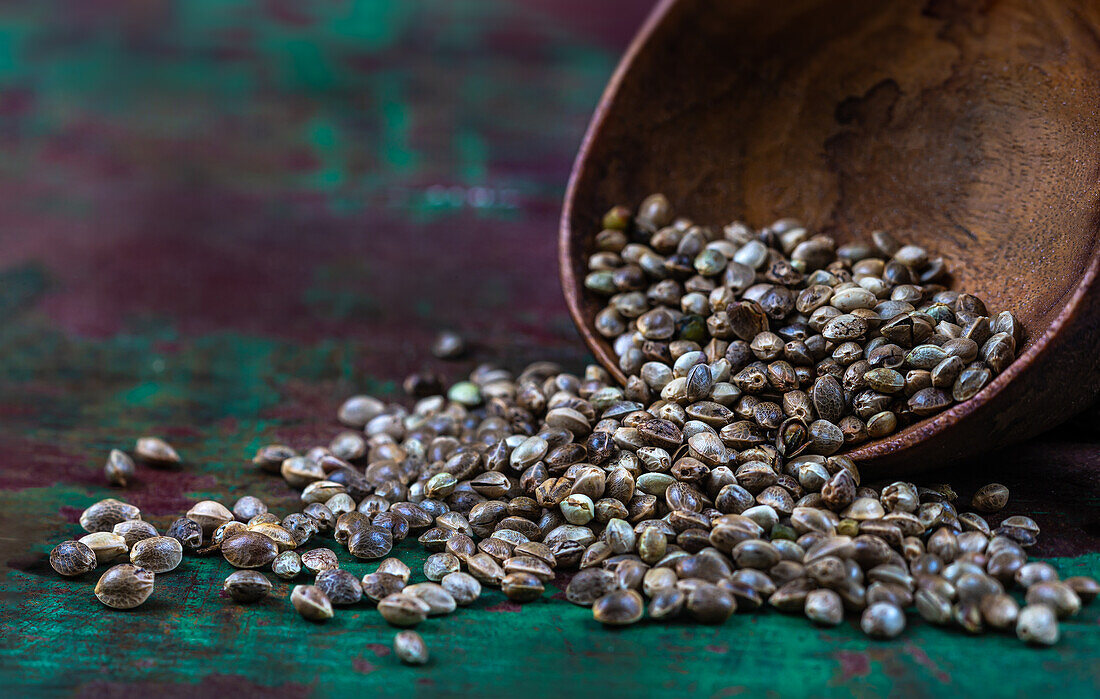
xmin=284 ymin=148 xmax=321 ymax=173
xmin=0 ymin=440 xmax=101 ymax=490
xmin=150 ymin=425 xmax=205 ymax=442
xmin=0 ymin=87 xmax=35 ymax=117
xmin=263 ymin=0 xmax=315 ymax=27
xmin=836 ymin=651 xmax=871 ymax=681
xmin=484 ymin=600 xmax=523 ymax=613
xmin=364 ymin=643 xmax=391 ymax=657
xmin=515 ymin=0 xmax=650 ymax=49
xmin=109 ymin=469 xmax=220 ymax=517
xmin=902 ymin=644 xmax=950 ymax=684
xmin=549 ymin=571 xmax=573 ymax=600
xmin=351 ymin=658 xmax=377 ymax=674
xmin=76 ymin=673 xmax=311 ymax=698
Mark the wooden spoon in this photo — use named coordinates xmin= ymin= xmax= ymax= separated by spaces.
xmin=560 ymin=0 xmax=1100 ymax=475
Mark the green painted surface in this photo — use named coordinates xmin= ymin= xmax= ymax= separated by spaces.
xmin=1 ymin=326 xmax=1097 ymax=698
xmin=8 ymin=539 xmax=1100 ymax=698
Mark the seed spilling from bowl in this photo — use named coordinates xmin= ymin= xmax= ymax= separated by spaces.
xmin=40 ymin=197 xmax=1096 ymax=665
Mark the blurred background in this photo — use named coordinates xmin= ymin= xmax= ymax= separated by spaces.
xmin=0 ymin=0 xmax=650 ymax=385
xmin=0 ymin=0 xmax=654 ymax=562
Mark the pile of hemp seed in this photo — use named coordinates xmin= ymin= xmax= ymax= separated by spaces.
xmin=585 ymin=194 xmax=1020 ymax=447
xmin=48 ymin=197 xmax=1098 ymax=665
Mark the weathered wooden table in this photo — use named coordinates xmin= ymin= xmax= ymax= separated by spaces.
xmin=0 ymin=1 xmax=1096 ymax=696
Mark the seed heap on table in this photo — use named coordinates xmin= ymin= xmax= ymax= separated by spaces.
xmin=49 ymin=197 xmax=1097 ymax=665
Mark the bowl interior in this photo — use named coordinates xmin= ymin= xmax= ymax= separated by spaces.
xmin=565 ymin=0 xmax=1100 ymax=366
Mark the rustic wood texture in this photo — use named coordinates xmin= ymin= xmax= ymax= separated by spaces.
xmin=0 ymin=1 xmax=1096 ymax=697
xmin=561 ymin=0 xmax=1100 ymax=475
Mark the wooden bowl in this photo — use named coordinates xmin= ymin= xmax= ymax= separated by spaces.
xmin=560 ymin=0 xmax=1100 ymax=475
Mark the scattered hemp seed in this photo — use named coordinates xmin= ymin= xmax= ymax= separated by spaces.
xmin=104 ymin=449 xmax=135 ymax=487
xmin=49 ymin=540 xmax=97 ymax=577
xmin=134 ymin=437 xmax=181 ymax=466
xmin=291 ymin=585 xmax=333 ymax=622
xmin=224 ymin=570 xmax=273 ymax=603
xmin=393 ymin=630 xmax=429 ymax=665
xmin=431 ymin=330 xmax=467 ymax=359
xmin=94 ymin=564 xmax=154 ymax=609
